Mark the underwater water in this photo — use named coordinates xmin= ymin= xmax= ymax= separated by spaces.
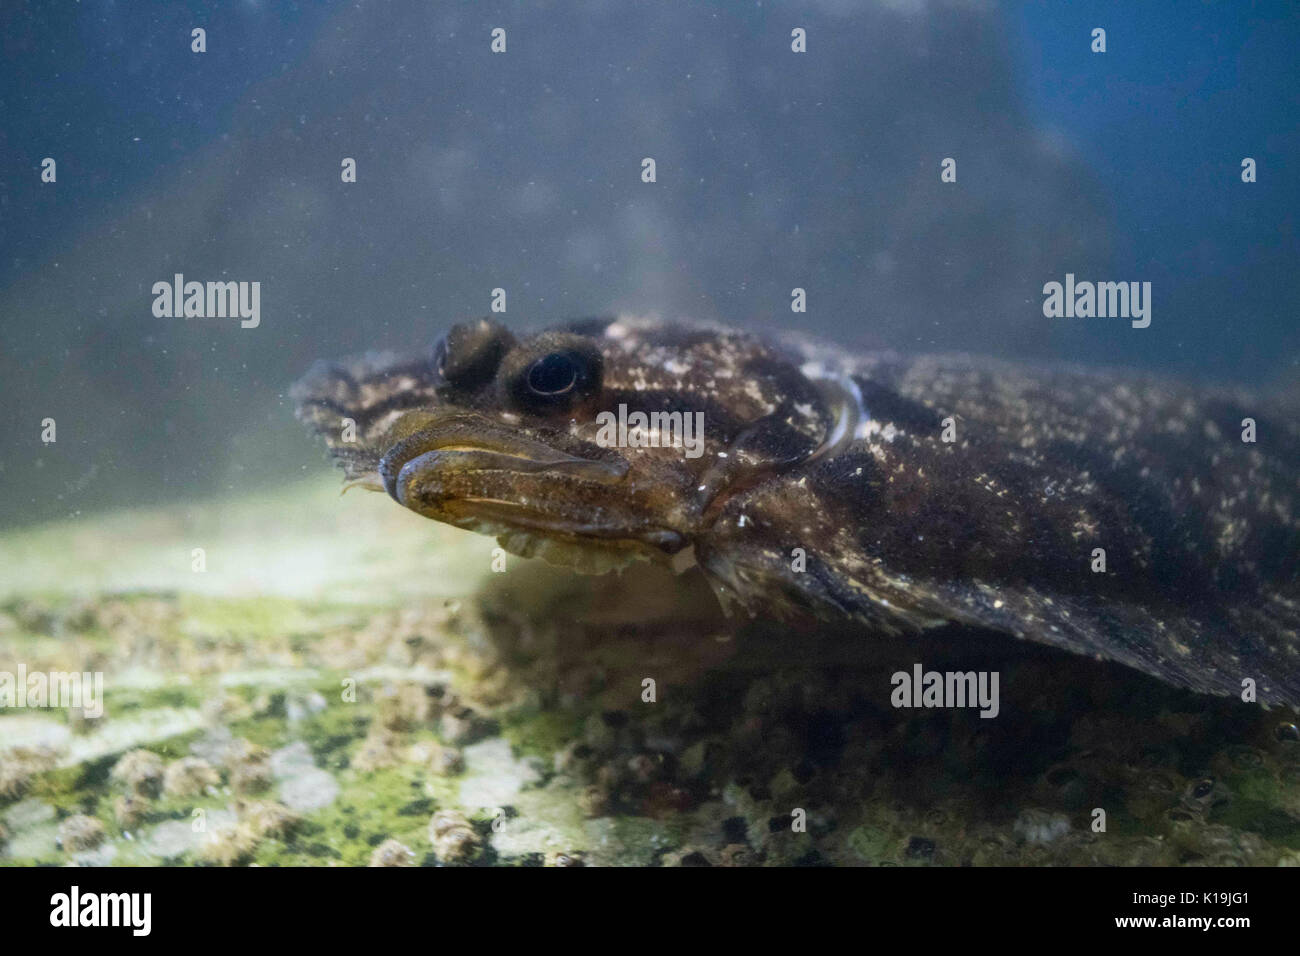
xmin=1 ymin=0 xmax=1298 ymax=877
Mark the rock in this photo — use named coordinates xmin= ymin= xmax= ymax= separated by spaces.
xmin=440 ymin=705 xmax=496 ymax=746
xmin=429 ymin=810 xmax=481 ymax=863
xmin=576 ymin=784 xmax=609 ymax=818
xmin=719 ymin=844 xmax=755 ymax=867
xmin=378 ymin=682 xmax=443 ymax=730
xmin=200 ymin=824 xmax=260 ymax=867
xmin=286 ymin=691 xmax=328 ymax=724
xmin=57 ymin=814 xmax=106 ymax=852
xmin=224 ymin=739 xmax=273 ymax=795
xmin=544 ymin=850 xmax=585 ymax=867
xmin=237 ymin=800 xmax=300 ymax=840
xmin=113 ymin=794 xmax=150 ymax=829
xmin=279 ymin=769 xmax=339 ymax=813
xmin=144 ymin=820 xmax=204 ymax=860
xmin=368 ymin=839 xmax=416 ymax=867
xmin=459 ymin=738 xmax=541 ymax=808
xmin=352 ymin=727 xmax=402 ymax=772
xmin=163 ymin=757 xmax=220 ymax=797
xmin=409 ymin=740 xmax=464 ymax=776
xmin=1013 ymin=809 xmax=1071 ymax=846
xmin=0 ymin=746 xmax=58 ymax=799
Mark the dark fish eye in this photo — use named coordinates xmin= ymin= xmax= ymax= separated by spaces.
xmin=432 ymin=319 xmax=516 ymax=390
xmin=527 ymin=352 xmax=580 ymax=396
xmin=500 ymin=332 xmax=602 ymax=411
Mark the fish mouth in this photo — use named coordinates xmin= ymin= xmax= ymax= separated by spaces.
xmin=388 ymin=446 xmax=628 ymax=502
xmin=376 ymin=412 xmax=686 ymax=557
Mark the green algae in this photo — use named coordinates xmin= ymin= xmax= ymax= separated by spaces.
xmin=267 ymin=766 xmax=436 ymax=867
xmin=847 ymin=824 xmax=900 ymax=864
xmin=499 ymin=705 xmax=584 ymax=761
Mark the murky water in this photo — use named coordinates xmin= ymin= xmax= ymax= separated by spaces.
xmin=1 ymin=1 xmax=1297 ymax=868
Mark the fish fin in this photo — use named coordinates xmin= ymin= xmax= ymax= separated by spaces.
xmin=699 ymin=532 xmax=1300 ymax=708
xmin=697 ymin=539 xmax=946 ymax=636
xmin=868 ymin=575 xmax=1300 ymax=709
xmin=290 ymin=351 xmax=439 ymax=481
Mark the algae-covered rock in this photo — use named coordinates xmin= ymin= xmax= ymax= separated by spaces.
xmin=113 ymin=794 xmax=150 ymax=829
xmin=56 ymin=814 xmax=106 ymax=852
xmin=428 ymin=809 xmax=482 ymax=864
xmin=163 ymin=757 xmax=220 ymax=798
xmin=1 ymin=477 xmax=1297 ymax=867
xmin=369 ymin=839 xmax=416 ymax=867
xmin=111 ymin=750 xmax=165 ymax=798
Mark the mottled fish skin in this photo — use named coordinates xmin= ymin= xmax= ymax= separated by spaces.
xmin=293 ymin=316 xmax=1300 ymax=707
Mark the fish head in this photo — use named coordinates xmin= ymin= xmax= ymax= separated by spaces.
xmin=293 ymin=316 xmax=842 ymax=572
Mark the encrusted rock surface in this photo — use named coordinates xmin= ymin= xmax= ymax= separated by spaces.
xmin=2 ymin=479 xmax=1296 ymax=866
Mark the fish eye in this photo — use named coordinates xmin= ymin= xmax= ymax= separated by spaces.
xmin=432 ymin=319 xmax=516 ymax=390
xmin=501 ymin=333 xmax=602 ymax=411
xmin=527 ymin=352 xmax=580 ymax=396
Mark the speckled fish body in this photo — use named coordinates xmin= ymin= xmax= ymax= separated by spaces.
xmin=293 ymin=316 xmax=1300 ymax=707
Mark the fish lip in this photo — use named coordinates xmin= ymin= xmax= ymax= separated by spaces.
xmin=375 ymin=413 xmax=692 ymax=553
xmin=379 ymin=433 xmax=688 ymax=554
xmin=441 ymin=496 xmax=688 ymax=555
xmin=378 ymin=421 xmax=628 ymax=504
xmin=387 ymin=446 xmax=628 ymax=507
